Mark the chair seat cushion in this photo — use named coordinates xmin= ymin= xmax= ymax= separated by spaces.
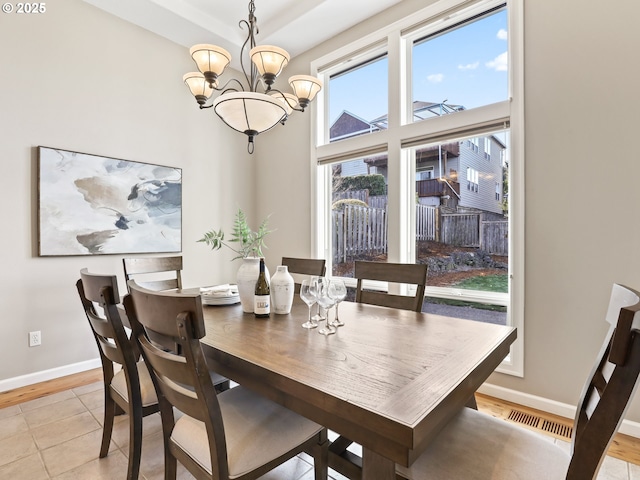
xmin=397 ymin=408 xmax=570 ymax=480
xmin=170 ymin=385 xmax=323 ymax=478
xmin=110 ymin=361 xmax=158 ymax=407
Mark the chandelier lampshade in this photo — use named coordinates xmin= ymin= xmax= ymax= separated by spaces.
xmin=288 ymin=75 xmax=323 ymax=109
xmin=213 ymin=92 xmax=287 ymax=153
xmin=182 ymin=1 xmax=322 ymax=153
xmin=190 ymin=44 xmax=231 ymax=86
xmin=249 ymin=45 xmax=290 ymax=86
xmin=182 ymin=72 xmax=215 ymax=106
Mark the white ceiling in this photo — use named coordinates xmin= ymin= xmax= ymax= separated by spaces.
xmin=83 ymin=0 xmax=404 ymax=69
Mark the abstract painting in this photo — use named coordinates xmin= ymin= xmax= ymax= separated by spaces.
xmin=38 ymin=147 xmax=182 ymax=256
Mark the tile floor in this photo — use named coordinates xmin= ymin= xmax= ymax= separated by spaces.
xmin=0 ymin=380 xmax=637 ymax=479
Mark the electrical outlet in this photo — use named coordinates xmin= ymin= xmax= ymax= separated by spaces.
xmin=29 ymin=331 xmax=41 ymax=347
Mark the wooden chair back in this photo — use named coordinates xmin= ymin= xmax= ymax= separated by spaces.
xmin=354 ymin=261 xmax=428 ymax=312
xmin=282 ymin=257 xmax=326 ymax=293
xmin=77 ymin=268 xmax=158 ymax=480
xmin=123 ymin=256 xmax=183 ymax=291
xmin=567 ymin=283 xmax=640 ymax=478
xmin=78 ymin=269 xmax=129 ymax=368
xmin=123 ymin=282 xmax=229 ymax=478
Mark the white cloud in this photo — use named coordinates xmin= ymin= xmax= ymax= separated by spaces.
xmin=458 ymin=61 xmax=480 ymax=71
xmin=427 ymin=73 xmax=444 ymax=83
xmin=486 ymin=52 xmax=508 ymax=71
xmin=497 ymin=29 xmax=508 ymax=40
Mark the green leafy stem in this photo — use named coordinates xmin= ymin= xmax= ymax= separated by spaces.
xmin=198 ymin=209 xmax=272 ymax=261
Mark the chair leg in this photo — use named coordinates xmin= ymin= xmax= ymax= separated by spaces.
xmin=164 ymin=450 xmax=177 ymax=480
xmin=101 ymin=393 xmax=116 ymax=458
xmin=126 ymin=408 xmax=143 ymax=480
xmin=465 ymin=394 xmax=478 ymax=410
xmin=313 ymin=430 xmax=329 ymax=480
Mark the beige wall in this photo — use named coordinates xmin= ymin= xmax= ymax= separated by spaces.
xmin=256 ymin=0 xmax=640 ymax=421
xmin=0 ymin=0 xmax=255 ymax=383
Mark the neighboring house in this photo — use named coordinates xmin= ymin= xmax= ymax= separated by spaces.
xmin=330 ymin=101 xmax=506 ymax=215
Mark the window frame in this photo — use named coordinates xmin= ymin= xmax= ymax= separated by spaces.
xmin=310 ymin=0 xmax=524 ymax=377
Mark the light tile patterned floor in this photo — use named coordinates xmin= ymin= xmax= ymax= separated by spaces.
xmin=0 ymin=380 xmax=636 ymax=479
xmin=0 ymin=381 xmax=349 ymax=480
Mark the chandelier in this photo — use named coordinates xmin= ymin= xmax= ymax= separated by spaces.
xmin=182 ymin=0 xmax=323 ymax=153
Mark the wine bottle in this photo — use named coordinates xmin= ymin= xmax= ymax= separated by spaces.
xmin=254 ymin=258 xmax=270 ymax=318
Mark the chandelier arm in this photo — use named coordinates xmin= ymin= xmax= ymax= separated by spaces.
xmin=269 ymin=88 xmax=305 ymax=113
xmin=215 ymin=78 xmax=246 ymax=93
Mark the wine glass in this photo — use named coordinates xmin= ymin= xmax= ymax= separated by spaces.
xmin=316 ymin=279 xmax=337 ymax=336
xmin=310 ymin=276 xmax=324 ymax=322
xmin=300 ymin=279 xmax=318 ymax=329
xmin=328 ymin=279 xmax=347 ymax=327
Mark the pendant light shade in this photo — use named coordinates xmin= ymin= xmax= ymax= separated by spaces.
xmin=213 ymin=92 xmax=287 ymax=136
xmin=289 ymin=75 xmax=323 ymax=109
xmin=183 ymin=72 xmax=214 ymax=106
xmin=250 ymin=45 xmax=290 ymax=86
xmin=190 ymin=44 xmax=231 ymax=85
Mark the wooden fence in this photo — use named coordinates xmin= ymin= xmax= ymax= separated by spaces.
xmin=416 ymin=204 xmax=436 ymax=241
xmin=440 ymin=213 xmax=480 ymax=247
xmin=332 ymin=205 xmax=387 ymax=263
xmin=481 ymin=220 xmax=508 ymax=255
xmin=332 ymin=205 xmax=507 ymax=263
xmin=441 ymin=213 xmax=508 ymax=255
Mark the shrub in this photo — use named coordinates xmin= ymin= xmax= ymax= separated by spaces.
xmin=333 ymin=174 xmax=386 ymax=196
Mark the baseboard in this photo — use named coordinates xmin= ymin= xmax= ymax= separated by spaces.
xmin=0 ymin=358 xmax=102 ymax=393
xmin=479 ymin=382 xmax=640 ymax=439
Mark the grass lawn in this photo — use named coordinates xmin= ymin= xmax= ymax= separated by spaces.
xmin=425 ymin=273 xmax=508 ymax=312
xmin=453 ymin=274 xmax=508 ymax=293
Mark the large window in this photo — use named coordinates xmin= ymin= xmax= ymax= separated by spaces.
xmin=412 ymin=6 xmax=508 ymax=121
xmin=329 ymin=56 xmax=388 ymax=142
xmin=311 ymin=0 xmax=523 ymax=376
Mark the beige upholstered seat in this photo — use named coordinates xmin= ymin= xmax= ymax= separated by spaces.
xmin=171 ymin=387 xmax=324 ymax=478
xmin=124 ymin=282 xmax=329 ymax=480
xmin=110 ymin=361 xmax=158 ymax=407
xmin=397 ymin=408 xmax=569 ymax=479
xmin=77 ymin=269 xmax=159 ymax=480
xmin=397 ymin=283 xmax=640 ymax=480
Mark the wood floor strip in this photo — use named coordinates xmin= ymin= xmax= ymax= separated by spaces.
xmin=0 ymin=368 xmax=102 ymax=409
xmin=1 ymin=372 xmax=639 ymax=465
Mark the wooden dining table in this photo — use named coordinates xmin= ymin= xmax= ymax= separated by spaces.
xmin=198 ymin=296 xmax=517 ymax=480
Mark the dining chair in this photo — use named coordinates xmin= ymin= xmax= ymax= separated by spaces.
xmin=76 ymin=269 xmax=159 ymax=480
xmin=354 ymin=261 xmax=428 ymax=312
xmin=282 ymin=257 xmax=327 ymax=293
xmin=123 ymin=256 xmax=183 ymax=291
xmin=327 ymin=261 xmax=429 ymax=478
xmin=124 ymin=282 xmax=329 ymax=480
xmin=396 ymin=283 xmax=640 ymax=480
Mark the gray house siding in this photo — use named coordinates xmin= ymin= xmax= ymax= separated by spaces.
xmin=459 ymin=136 xmax=504 ymax=215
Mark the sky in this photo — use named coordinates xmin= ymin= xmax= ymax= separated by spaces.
xmin=329 ymin=9 xmax=508 ymax=125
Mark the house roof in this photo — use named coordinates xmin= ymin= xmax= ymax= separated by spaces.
xmin=330 ymin=100 xmax=465 ymax=136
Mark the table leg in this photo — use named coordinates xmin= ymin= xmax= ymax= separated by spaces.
xmin=362 ymin=448 xmax=395 ymax=480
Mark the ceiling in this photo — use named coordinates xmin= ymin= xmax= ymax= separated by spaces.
xmin=82 ymin=0 xmax=404 ymax=70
